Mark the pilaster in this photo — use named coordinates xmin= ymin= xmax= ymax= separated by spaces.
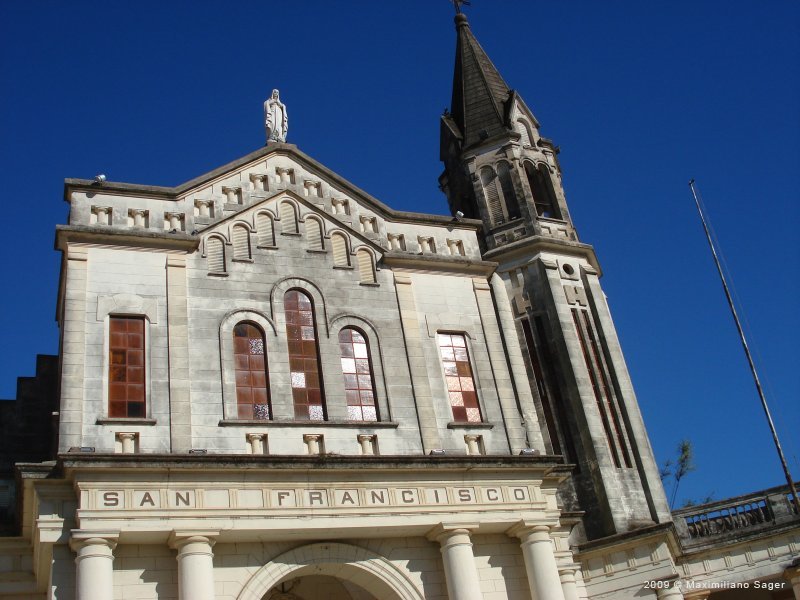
xmin=393 ymin=273 xmax=441 ymax=452
xmin=166 ymin=254 xmax=192 ymax=452
xmin=59 ymin=245 xmax=89 ymax=451
xmin=488 ymin=272 xmax=547 ymax=452
xmin=471 ymin=278 xmax=529 ymax=453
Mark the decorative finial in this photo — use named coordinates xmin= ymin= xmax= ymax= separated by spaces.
xmin=450 ymin=0 xmax=470 ymax=14
xmin=264 ymin=89 xmax=288 ymax=144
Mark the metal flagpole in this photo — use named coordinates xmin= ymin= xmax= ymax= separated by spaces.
xmin=688 ymin=179 xmax=799 ymax=513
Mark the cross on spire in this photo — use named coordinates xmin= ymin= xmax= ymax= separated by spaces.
xmin=450 ymin=0 xmax=471 ymax=14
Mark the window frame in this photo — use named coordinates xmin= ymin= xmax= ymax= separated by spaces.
xmin=232 ymin=321 xmax=272 ymax=420
xmin=338 ymin=326 xmax=380 ymax=422
xmin=105 ymin=315 xmax=150 ymax=420
xmin=436 ymin=331 xmax=483 ymax=424
xmin=220 ymin=310 xmax=277 ymax=421
xmin=284 ymin=289 xmax=327 ymax=421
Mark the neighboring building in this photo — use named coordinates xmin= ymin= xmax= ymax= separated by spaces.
xmin=0 ymin=10 xmax=798 ymax=600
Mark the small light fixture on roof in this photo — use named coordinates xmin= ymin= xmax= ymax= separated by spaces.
xmin=94 ymin=174 xmax=106 ymax=184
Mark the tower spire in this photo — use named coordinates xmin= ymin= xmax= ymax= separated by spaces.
xmin=448 ymin=10 xmax=512 ymax=149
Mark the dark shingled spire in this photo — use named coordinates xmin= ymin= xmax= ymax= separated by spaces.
xmin=449 ymin=12 xmax=512 ymax=149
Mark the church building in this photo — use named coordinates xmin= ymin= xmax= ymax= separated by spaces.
xmin=0 ymin=9 xmax=798 ymax=600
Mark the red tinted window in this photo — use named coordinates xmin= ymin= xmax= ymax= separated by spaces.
xmin=339 ymin=328 xmax=378 ymax=421
xmin=438 ymin=333 xmax=481 ymax=423
xmin=233 ymin=322 xmax=271 ymax=419
xmin=284 ymin=290 xmax=325 ymax=420
xmin=108 ymin=317 xmax=145 ymax=418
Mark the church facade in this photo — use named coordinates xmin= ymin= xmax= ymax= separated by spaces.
xmin=1 ymin=11 xmax=798 ymax=600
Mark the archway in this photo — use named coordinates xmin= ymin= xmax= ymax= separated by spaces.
xmin=237 ymin=542 xmax=424 ymax=600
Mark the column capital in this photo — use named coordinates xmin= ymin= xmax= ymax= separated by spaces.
xmin=246 ymin=432 xmax=266 ymax=441
xmin=69 ymin=530 xmax=119 ymax=553
xmin=507 ymin=521 xmax=551 ymax=540
xmin=168 ymin=530 xmax=219 ymax=550
xmin=426 ymin=523 xmax=479 ymax=543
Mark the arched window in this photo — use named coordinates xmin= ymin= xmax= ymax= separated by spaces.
xmin=206 ymin=236 xmax=225 ymax=273
xmin=356 ymin=249 xmax=375 ymax=283
xmin=437 ymin=333 xmax=481 ymax=423
xmin=516 ymin=118 xmax=533 ymax=147
xmin=256 ymin=212 xmax=275 ymax=247
xmin=339 ymin=328 xmax=378 ymax=421
xmin=497 ymin=161 xmax=521 ymax=220
xmin=331 ymin=232 xmax=350 ymax=266
xmin=233 ymin=322 xmax=271 ymax=419
xmin=280 ymin=201 xmax=298 ymax=234
xmin=232 ymin=224 xmax=251 ymax=260
xmin=306 ymin=217 xmax=324 ymax=250
xmin=480 ymin=166 xmax=504 ymax=226
xmin=284 ymin=290 xmax=325 ymax=420
xmin=525 ymin=162 xmax=562 ymax=219
xmin=108 ymin=316 xmax=146 ymax=418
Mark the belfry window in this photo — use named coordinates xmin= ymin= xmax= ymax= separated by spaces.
xmin=284 ymin=290 xmax=326 ymax=420
xmin=338 ymin=328 xmax=378 ymax=421
xmin=525 ymin=162 xmax=562 ymax=219
xmin=497 ymin=161 xmax=521 ymax=220
xmin=233 ymin=322 xmax=271 ymax=419
xmin=437 ymin=333 xmax=481 ymax=423
xmin=108 ymin=317 xmax=146 ymax=418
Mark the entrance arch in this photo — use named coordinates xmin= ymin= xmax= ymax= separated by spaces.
xmin=237 ymin=542 xmax=424 ymax=600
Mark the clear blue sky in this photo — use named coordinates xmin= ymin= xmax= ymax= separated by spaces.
xmin=1 ymin=1 xmax=797 ymax=507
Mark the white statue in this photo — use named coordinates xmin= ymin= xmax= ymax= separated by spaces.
xmin=264 ymin=89 xmax=288 ymax=143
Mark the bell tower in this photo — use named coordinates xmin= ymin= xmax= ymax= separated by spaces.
xmin=439 ymin=11 xmax=672 ymax=539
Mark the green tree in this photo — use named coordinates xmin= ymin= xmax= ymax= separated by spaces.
xmin=661 ymin=439 xmax=696 ymax=509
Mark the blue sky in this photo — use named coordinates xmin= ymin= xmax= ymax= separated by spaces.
xmin=1 ymin=1 xmax=797 ymax=507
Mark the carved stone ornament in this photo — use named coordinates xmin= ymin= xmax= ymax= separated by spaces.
xmin=264 ymin=89 xmax=289 ymax=143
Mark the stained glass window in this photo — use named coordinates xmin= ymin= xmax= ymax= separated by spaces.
xmin=108 ymin=317 xmax=146 ymax=418
xmin=437 ymin=333 xmax=481 ymax=423
xmin=233 ymin=322 xmax=271 ymax=420
xmin=339 ymin=328 xmax=378 ymax=421
xmin=284 ymin=290 xmax=326 ymax=420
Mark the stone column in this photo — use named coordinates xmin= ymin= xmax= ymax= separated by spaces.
xmin=428 ymin=525 xmax=482 ymax=600
xmin=559 ymin=568 xmax=580 ymax=600
xmin=70 ymin=533 xmax=118 ymax=600
xmin=655 ymin=582 xmax=685 ymax=600
xmin=785 ymin=560 xmax=800 ymax=600
xmin=170 ymin=532 xmax=218 ymax=600
xmin=509 ymin=524 xmax=565 ymax=600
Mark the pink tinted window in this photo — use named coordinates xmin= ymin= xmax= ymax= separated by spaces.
xmin=285 ymin=290 xmax=325 ymax=420
xmin=339 ymin=328 xmax=378 ymax=421
xmin=438 ymin=333 xmax=481 ymax=423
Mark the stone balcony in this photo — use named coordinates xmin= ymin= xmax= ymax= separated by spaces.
xmin=672 ymin=483 xmax=800 ymax=550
